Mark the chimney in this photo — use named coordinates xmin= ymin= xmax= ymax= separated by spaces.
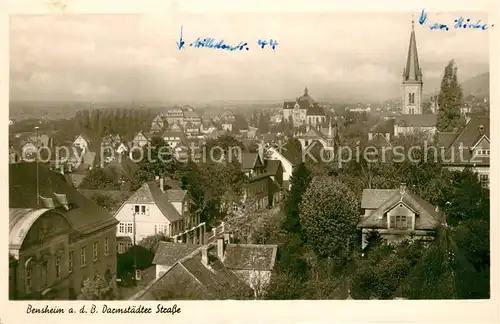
xmin=160 ymin=178 xmax=165 ymax=192
xmin=201 ymin=246 xmax=208 ymax=266
xmin=435 ymin=206 xmax=439 ymax=212
xmin=217 ymin=237 xmax=225 ymax=260
xmin=385 ymin=133 xmax=390 ymax=141
xmin=399 ymin=183 xmax=407 ymax=194
xmin=368 ymin=133 xmax=373 ymax=141
xmin=40 ymin=196 xmax=55 ymax=209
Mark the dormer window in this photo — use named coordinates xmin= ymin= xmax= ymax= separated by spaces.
xmin=390 ymin=215 xmax=410 ymax=230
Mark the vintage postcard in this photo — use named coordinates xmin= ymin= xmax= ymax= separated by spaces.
xmin=2 ymin=0 xmax=499 ymax=323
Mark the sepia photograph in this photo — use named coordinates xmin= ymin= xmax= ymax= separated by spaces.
xmin=7 ymin=8 xmax=492 ymax=305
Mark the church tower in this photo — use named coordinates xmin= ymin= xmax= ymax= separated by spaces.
xmin=402 ymin=21 xmax=423 ymax=115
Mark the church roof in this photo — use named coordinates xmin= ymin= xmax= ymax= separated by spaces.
xmin=403 ymin=21 xmax=423 ymax=83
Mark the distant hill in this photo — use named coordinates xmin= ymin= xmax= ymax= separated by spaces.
xmin=461 ymin=72 xmax=489 ymax=99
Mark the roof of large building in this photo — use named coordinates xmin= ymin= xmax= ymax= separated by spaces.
xmin=265 ymin=159 xmax=282 ymax=176
xmin=9 ymin=163 xmax=118 ymax=245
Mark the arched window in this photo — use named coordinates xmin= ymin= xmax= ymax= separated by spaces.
xmin=409 ymin=93 xmax=415 ymax=104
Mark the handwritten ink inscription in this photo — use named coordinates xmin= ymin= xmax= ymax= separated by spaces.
xmin=177 ymin=26 xmax=278 ymax=52
xmin=418 ymin=9 xmax=494 ymax=31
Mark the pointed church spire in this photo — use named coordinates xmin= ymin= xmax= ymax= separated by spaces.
xmin=403 ymin=21 xmax=422 ymax=83
xmin=304 ymin=86 xmax=308 ymax=96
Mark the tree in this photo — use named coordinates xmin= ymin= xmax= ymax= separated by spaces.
xmin=90 ymin=193 xmax=119 ymax=213
xmin=437 ymin=60 xmax=465 ymax=132
xmin=138 ymin=234 xmax=172 ymax=254
xmin=79 ymin=168 xmax=123 ymax=190
xmin=78 ymin=275 xmax=115 ymax=300
xmin=282 ymin=162 xmax=311 ymax=234
xmin=299 ymin=177 xmax=359 ymax=260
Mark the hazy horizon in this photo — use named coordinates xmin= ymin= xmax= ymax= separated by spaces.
xmin=10 ymin=12 xmax=490 ymax=104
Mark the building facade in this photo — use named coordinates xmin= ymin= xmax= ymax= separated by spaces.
xmin=9 ymin=163 xmax=118 ymax=300
xmin=283 ymin=87 xmax=327 ymax=127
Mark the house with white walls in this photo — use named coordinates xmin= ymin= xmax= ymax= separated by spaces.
xmin=266 ymin=146 xmax=294 ymax=190
xmin=113 ymin=178 xmax=199 ymax=253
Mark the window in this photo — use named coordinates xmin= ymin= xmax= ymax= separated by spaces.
xmin=475 ymin=149 xmax=490 ymax=156
xmin=68 ymin=251 xmax=74 ymax=273
xmin=41 ymin=261 xmax=48 ymax=287
xmin=409 ymin=93 xmax=415 ymax=104
xmin=390 ymin=215 xmax=410 ymax=230
xmin=104 ymin=237 xmax=109 ymax=256
xmin=118 ymin=242 xmax=125 ymax=254
xmin=479 ymin=174 xmax=489 ymax=188
xmin=25 ymin=268 xmax=32 ymax=294
xmin=127 ymin=223 xmax=133 ymax=234
xmin=126 ymin=242 xmax=133 ymax=250
xmin=55 ymin=257 xmax=61 ymax=279
xmin=93 ymin=241 xmax=98 ymax=261
xmin=118 ymin=223 xmax=125 ymax=234
xmin=135 ymin=205 xmax=146 ymax=215
xmin=80 ymin=246 xmax=86 ymax=267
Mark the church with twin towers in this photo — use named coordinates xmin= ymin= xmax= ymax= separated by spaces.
xmin=394 ymin=21 xmax=437 ymax=137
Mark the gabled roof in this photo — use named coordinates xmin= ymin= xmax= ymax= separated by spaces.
xmin=394 ymin=114 xmax=436 ymax=127
xmin=133 ymin=244 xmax=253 ymax=300
xmin=359 ymin=187 xmax=443 ymax=230
xmin=298 ymin=127 xmax=326 ymax=140
xmin=368 ymin=133 xmax=392 ymax=148
xmin=241 ymin=152 xmax=263 ymax=170
xmin=124 ymin=181 xmax=185 ymax=222
xmin=306 ymin=103 xmax=326 ymax=116
xmin=440 ymin=116 xmax=490 ymax=166
xmin=153 ymin=241 xmax=199 ymax=266
xmin=265 ymin=159 xmax=282 ymax=176
xmin=9 ymin=163 xmax=118 ymax=236
xmin=223 ymin=244 xmax=278 ymax=271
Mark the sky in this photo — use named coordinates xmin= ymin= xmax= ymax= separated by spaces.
xmin=9 ymin=12 xmax=490 ymax=103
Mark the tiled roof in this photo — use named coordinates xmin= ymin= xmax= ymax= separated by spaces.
xmin=394 ymin=114 xmax=437 ymax=127
xmin=125 ymin=181 xmax=185 ymax=222
xmin=9 ymin=163 xmax=118 ymax=234
xmin=440 ymin=116 xmax=490 ymax=166
xmin=437 ymin=132 xmax=459 ymax=149
xmin=359 ymin=188 xmax=444 ymax=230
xmin=241 ymin=152 xmax=259 ymax=170
xmin=306 ymin=103 xmax=326 ymax=116
xmin=265 ymin=159 xmax=281 ymax=176
xmin=134 ymin=244 xmax=253 ymax=300
xmin=223 ymin=244 xmax=278 ymax=271
xmin=361 ymin=189 xmax=399 ymax=209
xmin=152 ymin=241 xmax=199 ymax=266
xmin=167 ymin=190 xmax=186 ymax=202
xmin=298 ymin=127 xmax=325 ymax=140
xmin=283 ymin=101 xmax=296 ymax=109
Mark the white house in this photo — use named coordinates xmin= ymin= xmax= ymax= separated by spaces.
xmin=266 ymin=146 xmax=294 ymax=190
xmin=113 ymin=178 xmax=199 ymax=253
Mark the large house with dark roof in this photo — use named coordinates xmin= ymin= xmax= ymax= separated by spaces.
xmin=437 ymin=115 xmax=490 ymax=188
xmin=283 ymin=87 xmax=327 ymax=127
xmin=131 ymin=236 xmax=277 ymax=300
xmin=9 ymin=163 xmax=119 ymax=300
xmin=358 ymin=183 xmax=445 ymax=249
xmin=393 ymin=22 xmax=437 ymax=138
xmin=112 ymin=178 xmax=200 ymax=253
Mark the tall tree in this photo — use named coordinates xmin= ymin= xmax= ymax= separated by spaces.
xmin=437 ymin=60 xmax=465 ymax=132
xmin=282 ymin=163 xmax=312 ymax=234
xmin=299 ymin=177 xmax=359 ymax=260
